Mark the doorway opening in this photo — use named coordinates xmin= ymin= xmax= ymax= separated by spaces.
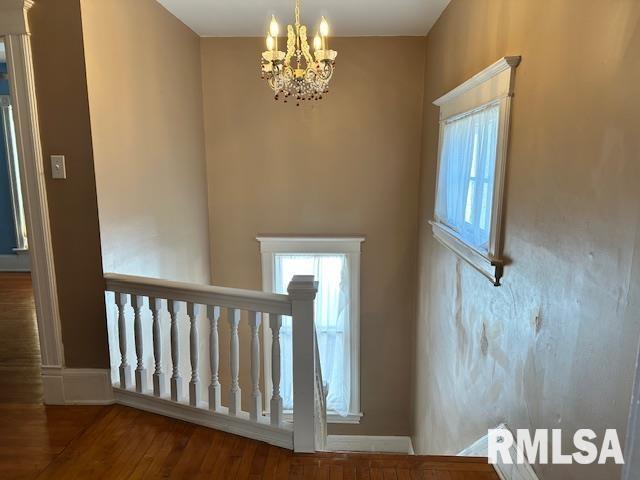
xmin=0 ymin=38 xmax=41 ymax=403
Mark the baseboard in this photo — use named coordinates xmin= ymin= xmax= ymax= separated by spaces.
xmin=113 ymin=387 xmax=294 ymax=449
xmin=41 ymin=367 xmax=114 ymax=405
xmin=327 ymin=435 xmax=414 ymax=454
xmin=457 ymin=424 xmax=538 ymax=480
xmin=0 ymin=253 xmax=30 ymax=271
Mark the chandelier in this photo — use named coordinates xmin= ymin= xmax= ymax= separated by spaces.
xmin=260 ymin=0 xmax=337 ymax=105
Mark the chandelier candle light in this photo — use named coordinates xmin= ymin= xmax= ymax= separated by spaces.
xmin=260 ymin=0 xmax=337 ymax=105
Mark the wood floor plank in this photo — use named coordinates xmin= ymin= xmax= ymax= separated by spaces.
xmin=0 ymin=403 xmax=499 ymax=480
xmin=0 ymin=273 xmax=42 ymax=404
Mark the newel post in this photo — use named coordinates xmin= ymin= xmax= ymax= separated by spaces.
xmin=288 ymin=275 xmax=318 ymax=453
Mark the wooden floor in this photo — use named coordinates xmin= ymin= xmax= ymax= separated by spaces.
xmin=0 ymin=403 xmax=498 ymax=480
xmin=0 ymin=272 xmax=42 ymax=403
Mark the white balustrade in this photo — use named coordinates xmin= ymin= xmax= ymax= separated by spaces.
xmin=104 ymin=273 xmax=323 ymax=452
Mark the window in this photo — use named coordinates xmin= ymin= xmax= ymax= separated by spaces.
xmin=258 ymin=236 xmax=363 ymax=423
xmin=431 ymin=56 xmax=520 ymax=285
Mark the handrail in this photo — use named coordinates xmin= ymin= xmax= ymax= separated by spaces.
xmin=104 ymin=272 xmax=325 ymax=452
xmin=104 ymin=273 xmax=292 ymax=315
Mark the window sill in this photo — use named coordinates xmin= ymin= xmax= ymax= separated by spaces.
xmin=429 ymin=221 xmax=503 ymax=286
xmin=282 ymin=410 xmax=363 ymax=425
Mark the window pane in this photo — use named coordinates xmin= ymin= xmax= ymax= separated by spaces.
xmin=435 ymin=104 xmax=499 ymax=250
xmin=274 ymin=254 xmax=351 ymax=415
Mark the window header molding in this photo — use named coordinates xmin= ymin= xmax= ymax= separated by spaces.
xmin=257 ymin=236 xmax=365 ymax=254
xmin=434 ymin=56 xmax=521 ymax=108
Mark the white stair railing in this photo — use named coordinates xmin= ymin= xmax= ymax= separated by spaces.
xmin=104 ymin=273 xmax=324 ymax=452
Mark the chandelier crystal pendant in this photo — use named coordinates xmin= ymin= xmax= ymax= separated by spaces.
xmin=260 ymin=0 xmax=337 ymax=105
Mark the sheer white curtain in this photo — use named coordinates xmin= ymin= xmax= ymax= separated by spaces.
xmin=274 ymin=254 xmax=351 ymax=416
xmin=436 ymin=104 xmax=500 ymax=250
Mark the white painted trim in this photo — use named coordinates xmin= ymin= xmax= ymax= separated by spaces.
xmin=326 ymin=435 xmax=414 ymax=454
xmin=0 ymin=252 xmax=30 ymax=271
xmin=457 ymin=424 xmax=539 ymax=480
xmin=434 ymin=56 xmax=521 ymax=107
xmin=2 ymin=4 xmax=66 ymax=371
xmin=431 ymin=56 xmax=520 ymax=286
xmin=430 ymin=221 xmax=503 ymax=285
xmin=282 ymin=410 xmax=363 ymax=425
xmin=104 ymin=273 xmax=292 ymax=315
xmin=257 ymin=236 xmax=363 ymax=422
xmin=41 ymin=367 xmax=114 ymax=405
xmin=257 ymin=236 xmax=365 ymax=253
xmin=113 ymin=387 xmax=294 ymax=449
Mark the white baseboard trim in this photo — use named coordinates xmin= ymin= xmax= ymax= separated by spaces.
xmin=0 ymin=253 xmax=30 ymax=271
xmin=327 ymin=435 xmax=414 ymax=454
xmin=113 ymin=387 xmax=293 ymax=449
xmin=41 ymin=367 xmax=114 ymax=405
xmin=457 ymin=424 xmax=538 ymax=480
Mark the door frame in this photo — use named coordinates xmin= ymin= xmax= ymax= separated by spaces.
xmin=0 ymin=1 xmax=65 ymax=380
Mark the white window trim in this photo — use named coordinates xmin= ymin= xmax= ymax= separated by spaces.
xmin=257 ymin=235 xmax=364 ymax=424
xmin=430 ymin=56 xmax=520 ymax=286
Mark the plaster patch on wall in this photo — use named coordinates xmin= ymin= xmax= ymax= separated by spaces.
xmin=454 ymin=259 xmax=468 ymax=359
xmin=480 ymin=322 xmax=489 ymax=356
xmin=532 ymin=308 xmax=543 ymax=335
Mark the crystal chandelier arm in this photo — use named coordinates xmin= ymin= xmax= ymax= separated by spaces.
xmin=299 ymin=25 xmax=313 ymax=64
xmin=285 ymin=24 xmax=295 ymax=65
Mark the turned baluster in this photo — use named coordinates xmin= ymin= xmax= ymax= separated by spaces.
xmin=228 ymin=308 xmax=241 ymax=415
xmin=115 ymin=292 xmax=132 ymax=389
xmin=168 ymin=300 xmax=182 ymax=402
xmin=149 ymin=297 xmax=166 ymax=397
xmin=132 ymin=294 xmax=147 ymax=393
xmin=207 ymin=305 xmax=221 ymax=411
xmin=187 ymin=302 xmax=201 ymax=407
xmin=248 ymin=311 xmax=262 ymax=421
xmin=269 ymin=313 xmax=283 ymax=426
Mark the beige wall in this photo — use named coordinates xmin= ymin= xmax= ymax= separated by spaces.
xmin=413 ymin=1 xmax=640 ymax=479
xmin=201 ymin=37 xmax=425 ymax=435
xmin=80 ymin=0 xmax=210 ymax=284
xmin=80 ymin=0 xmax=211 ymax=380
xmin=29 ymin=0 xmax=109 ymax=368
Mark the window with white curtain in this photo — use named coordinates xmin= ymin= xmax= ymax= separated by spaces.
xmin=258 ymin=237 xmax=363 ymax=423
xmin=431 ymin=56 xmax=520 ymax=286
xmin=436 ymin=103 xmax=500 ymax=251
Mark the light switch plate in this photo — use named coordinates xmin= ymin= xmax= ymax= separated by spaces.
xmin=51 ymin=155 xmax=66 ymax=179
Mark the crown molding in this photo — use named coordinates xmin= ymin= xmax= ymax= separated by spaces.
xmin=0 ymin=0 xmax=34 ymax=35
xmin=433 ymin=56 xmax=521 ymax=107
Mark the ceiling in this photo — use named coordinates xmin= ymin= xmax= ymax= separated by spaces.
xmin=156 ymin=0 xmax=450 ymax=37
